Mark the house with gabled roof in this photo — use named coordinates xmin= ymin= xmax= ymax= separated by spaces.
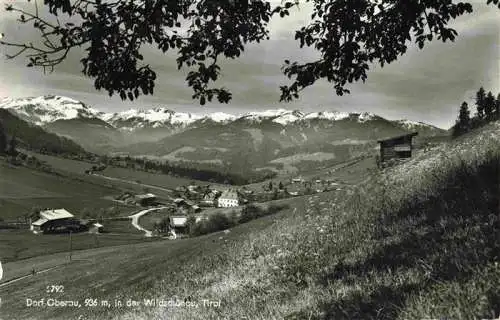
xmin=217 ymin=189 xmax=239 ymax=208
xmin=31 ymin=208 xmax=80 ymax=234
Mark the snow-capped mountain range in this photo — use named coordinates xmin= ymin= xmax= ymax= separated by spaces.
xmin=0 ymin=95 xmax=104 ymax=125
xmin=0 ymin=95 xmax=441 ymax=131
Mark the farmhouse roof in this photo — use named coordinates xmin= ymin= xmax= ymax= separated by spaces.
xmin=377 ymin=132 xmax=418 ymax=143
xmin=40 ymin=209 xmax=74 ymax=221
xmin=219 ymin=189 xmax=238 ymax=200
xmin=135 ymin=193 xmax=157 ymax=200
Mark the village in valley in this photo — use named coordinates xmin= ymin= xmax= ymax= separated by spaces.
xmin=28 ymin=168 xmax=346 ymax=240
xmin=22 ymin=131 xmax=423 ymax=241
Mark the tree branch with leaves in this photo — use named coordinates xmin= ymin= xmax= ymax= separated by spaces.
xmin=1 ymin=0 xmax=499 ymax=105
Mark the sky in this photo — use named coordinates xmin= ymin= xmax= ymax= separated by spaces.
xmin=0 ymin=0 xmax=499 ymax=129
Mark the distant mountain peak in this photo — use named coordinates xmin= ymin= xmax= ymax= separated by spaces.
xmin=150 ymin=107 xmax=175 ymax=114
xmin=103 ymin=107 xmax=202 ymax=129
xmin=199 ymin=112 xmax=237 ymax=123
xmin=395 ymin=119 xmax=441 ymax=130
xmin=0 ymin=95 xmax=102 ymax=125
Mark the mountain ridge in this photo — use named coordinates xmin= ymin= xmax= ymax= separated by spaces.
xmin=0 ymin=95 xmax=445 ymax=131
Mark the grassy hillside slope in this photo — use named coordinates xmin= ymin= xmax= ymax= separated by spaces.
xmin=120 ymin=120 xmax=499 ymax=320
xmin=0 ymin=121 xmax=497 ymax=320
xmin=0 ymin=109 xmax=86 ymax=156
xmin=0 ymin=161 xmax=135 ymax=220
xmin=44 ymin=117 xmax=126 ymax=153
xmin=29 ymin=152 xmax=215 ymax=194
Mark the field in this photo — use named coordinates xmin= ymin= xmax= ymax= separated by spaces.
xmin=0 ymin=229 xmax=157 ymax=264
xmin=0 ymin=207 xmax=290 ymax=320
xmin=0 ymin=159 xmax=154 ymax=263
xmin=104 ymin=219 xmax=145 ymax=235
xmin=0 ymin=163 xmax=138 ymax=220
xmin=0 ymin=122 xmax=498 ymax=320
xmin=137 ymin=209 xmax=171 ymax=231
xmin=31 ymin=152 xmax=220 ymax=192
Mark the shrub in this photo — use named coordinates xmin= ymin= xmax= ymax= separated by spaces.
xmin=239 ymin=204 xmax=264 ymax=223
xmin=239 ymin=204 xmax=288 ymax=224
xmin=186 ymin=215 xmax=197 ymax=235
xmin=206 ymin=212 xmax=234 ymax=232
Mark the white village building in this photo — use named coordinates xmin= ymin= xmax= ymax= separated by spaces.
xmin=217 ymin=189 xmax=239 ymax=208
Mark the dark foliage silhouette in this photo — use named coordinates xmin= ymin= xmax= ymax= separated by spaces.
xmin=1 ymin=0 xmax=499 ymax=104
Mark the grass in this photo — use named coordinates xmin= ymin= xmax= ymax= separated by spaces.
xmin=1 ymin=121 xmax=499 ymax=320
xmin=103 ymin=219 xmax=145 ymax=235
xmin=23 ymin=152 xmax=175 ymax=197
xmin=31 ymin=152 xmax=217 ymax=190
xmin=0 ymin=229 xmax=157 ymax=264
xmin=110 ymin=121 xmax=498 ymax=320
xmin=137 ymin=208 xmax=171 ymax=231
xmin=0 ymin=210 xmax=285 ymax=320
xmin=0 ymin=162 xmax=133 ymax=220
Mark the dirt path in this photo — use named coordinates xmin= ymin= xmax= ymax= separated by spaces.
xmin=91 ymin=173 xmax=173 ymax=193
xmin=0 ymin=264 xmax=66 ymax=288
xmin=128 ymin=207 xmax=168 ymax=237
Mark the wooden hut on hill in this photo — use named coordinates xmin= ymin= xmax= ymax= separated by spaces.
xmin=377 ymin=132 xmax=418 ymax=164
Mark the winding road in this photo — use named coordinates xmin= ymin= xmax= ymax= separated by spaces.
xmin=128 ymin=207 xmax=169 ymax=237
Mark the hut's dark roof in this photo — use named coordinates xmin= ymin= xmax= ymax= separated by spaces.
xmin=377 ymin=132 xmax=418 ymax=143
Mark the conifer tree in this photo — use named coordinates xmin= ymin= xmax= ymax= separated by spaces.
xmin=475 ymin=87 xmax=486 ymax=120
xmin=453 ymin=101 xmax=471 ymax=137
xmin=484 ymin=91 xmax=496 ymax=121
xmin=495 ymin=93 xmax=500 ymax=120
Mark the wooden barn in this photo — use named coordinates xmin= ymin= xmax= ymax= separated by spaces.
xmin=31 ymin=209 xmax=82 ymax=234
xmin=377 ymin=132 xmax=418 ymax=163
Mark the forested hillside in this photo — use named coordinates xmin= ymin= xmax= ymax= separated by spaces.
xmin=0 ymin=109 xmax=86 ymax=156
